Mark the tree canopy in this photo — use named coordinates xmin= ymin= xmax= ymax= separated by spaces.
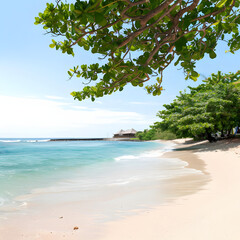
xmin=136 ymin=128 xmax=177 ymax=140
xmin=35 ymin=0 xmax=240 ymax=101
xmin=152 ymin=71 xmax=240 ymax=141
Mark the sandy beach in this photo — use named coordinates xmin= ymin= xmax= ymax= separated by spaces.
xmin=100 ymin=138 xmax=240 ymax=240
xmin=1 ymin=138 xmax=240 ymax=240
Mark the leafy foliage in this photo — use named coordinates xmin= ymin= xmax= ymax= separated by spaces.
xmin=136 ymin=129 xmax=177 ymax=140
xmin=153 ymin=71 xmax=240 ymax=141
xmin=35 ymin=0 xmax=240 ymax=101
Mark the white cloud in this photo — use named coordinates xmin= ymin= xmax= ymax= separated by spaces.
xmin=95 ymin=100 xmax=102 ymax=104
xmin=130 ymin=101 xmax=160 ymax=105
xmin=0 ymin=95 xmax=152 ymax=137
xmin=72 ymin=106 xmax=88 ymax=110
xmin=45 ymin=95 xmax=65 ymax=100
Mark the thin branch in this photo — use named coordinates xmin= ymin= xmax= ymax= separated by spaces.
xmin=117 ymin=0 xmax=182 ymax=49
xmin=70 ymin=18 xmax=124 ymax=47
xmin=140 ymin=0 xmax=175 ymax=26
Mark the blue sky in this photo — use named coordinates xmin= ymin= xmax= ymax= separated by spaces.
xmin=1 ymin=1 xmax=240 ymax=138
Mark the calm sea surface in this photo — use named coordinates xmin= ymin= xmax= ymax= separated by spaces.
xmin=0 ymin=139 xmax=202 ymax=218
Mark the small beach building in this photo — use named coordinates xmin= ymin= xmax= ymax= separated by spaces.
xmin=113 ymin=129 xmax=137 ymax=138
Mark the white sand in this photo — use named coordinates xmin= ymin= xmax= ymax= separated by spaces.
xmin=99 ymin=139 xmax=240 ymax=240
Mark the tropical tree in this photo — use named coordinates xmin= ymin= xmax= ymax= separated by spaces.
xmin=136 ymin=129 xmax=156 ymax=140
xmin=35 ymin=0 xmax=240 ymax=101
xmin=153 ymin=71 xmax=240 ymax=141
xmin=136 ymin=129 xmax=177 ymax=140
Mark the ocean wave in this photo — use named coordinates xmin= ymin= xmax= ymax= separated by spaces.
xmin=0 ymin=139 xmax=50 ymax=143
xmin=25 ymin=139 xmax=50 ymax=143
xmin=114 ymin=142 xmax=176 ymax=162
xmin=37 ymin=139 xmax=50 ymax=142
xmin=114 ymin=149 xmax=167 ymax=162
xmin=115 ymin=155 xmax=139 ymax=161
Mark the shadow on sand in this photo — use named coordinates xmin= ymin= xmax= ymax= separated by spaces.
xmin=172 ymin=137 xmax=240 ymax=153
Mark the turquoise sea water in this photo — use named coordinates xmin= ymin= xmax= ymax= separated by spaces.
xmin=0 ymin=139 xmax=201 ymax=217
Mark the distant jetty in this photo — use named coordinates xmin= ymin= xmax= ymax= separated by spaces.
xmin=50 ymin=138 xmax=142 ymax=142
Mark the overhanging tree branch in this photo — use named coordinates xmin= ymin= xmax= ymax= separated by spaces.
xmin=35 ymin=0 xmax=240 ymax=101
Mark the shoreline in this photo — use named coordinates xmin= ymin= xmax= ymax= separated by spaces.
xmin=99 ymin=138 xmax=240 ymax=240
xmin=1 ymin=139 xmax=239 ymax=239
xmin=159 ymin=148 xmax=210 ymax=202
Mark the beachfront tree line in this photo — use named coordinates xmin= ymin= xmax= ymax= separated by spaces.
xmin=138 ymin=71 xmax=240 ymax=142
xmin=35 ymin=0 xmax=240 ymax=101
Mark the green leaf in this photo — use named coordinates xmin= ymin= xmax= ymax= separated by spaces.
xmin=185 ymin=32 xmax=196 ymax=41
xmin=209 ymin=51 xmax=217 ymax=59
xmin=106 ymin=2 xmax=118 ymax=13
xmin=192 ymin=71 xmax=199 ymax=77
xmin=74 ymin=9 xmax=82 ymax=15
xmin=190 ymin=75 xmax=198 ymax=81
xmin=175 ymin=37 xmax=187 ymax=52
xmin=103 ymin=72 xmax=111 ymax=82
xmin=60 ymin=24 xmax=68 ymax=33
xmin=216 ymin=0 xmax=228 ymax=8
xmin=94 ymin=12 xmax=107 ymax=26
xmin=86 ymin=13 xmax=95 ymax=23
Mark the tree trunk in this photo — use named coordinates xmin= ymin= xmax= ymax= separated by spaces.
xmin=221 ymin=129 xmax=224 ymax=138
xmin=227 ymin=127 xmax=232 ymax=137
xmin=206 ymin=130 xmax=216 ymax=143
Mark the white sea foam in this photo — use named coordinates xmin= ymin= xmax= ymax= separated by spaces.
xmin=19 ymin=202 xmax=27 ymax=207
xmin=109 ymin=181 xmax=130 ymax=185
xmin=114 ymin=142 xmax=177 ymax=163
xmin=0 ymin=139 xmax=50 ymax=143
xmin=0 ymin=140 xmax=21 ymax=143
xmin=0 ymin=197 xmax=5 ymax=206
xmin=114 ymin=149 xmax=166 ymax=162
xmin=108 ymin=176 xmax=140 ymax=186
xmin=37 ymin=139 xmax=50 ymax=142
xmin=0 ymin=200 xmax=28 ymax=213
xmin=26 ymin=139 xmax=50 ymax=142
xmin=115 ymin=155 xmax=139 ymax=161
